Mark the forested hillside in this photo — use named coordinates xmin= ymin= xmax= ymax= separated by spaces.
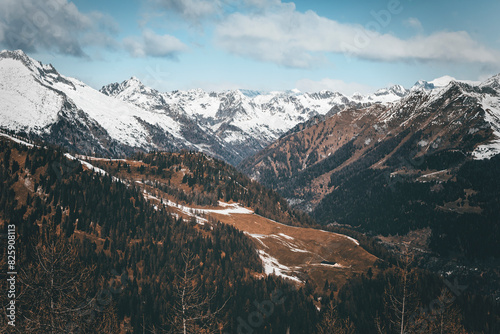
xmin=0 ymin=138 xmax=318 ymax=333
xmin=1 ymin=137 xmax=498 ymax=333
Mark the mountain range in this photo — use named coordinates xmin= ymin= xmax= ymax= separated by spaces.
xmin=2 ymin=48 xmax=500 ymax=254
xmin=1 ymin=49 xmax=500 ymax=332
xmin=0 ymin=49 xmax=461 ymax=165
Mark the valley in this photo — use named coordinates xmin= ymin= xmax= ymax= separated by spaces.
xmin=84 ymin=153 xmax=379 ymax=292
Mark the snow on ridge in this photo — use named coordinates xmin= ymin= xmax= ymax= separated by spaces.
xmin=101 ymin=75 xmax=412 ymax=150
xmin=63 ymin=153 xmax=111 ymax=177
xmin=473 ymin=96 xmax=500 ymax=160
xmin=1 ymin=50 xmax=411 ymax=156
xmin=345 ymin=236 xmax=360 ymax=246
xmin=4 ymin=50 xmax=500 ymax=162
xmin=0 ymin=57 xmax=63 ymax=132
xmin=0 ymin=132 xmax=35 ymax=147
xmin=429 ymin=75 xmax=457 ymax=87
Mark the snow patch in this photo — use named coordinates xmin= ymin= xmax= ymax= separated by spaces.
xmin=345 ymin=236 xmax=359 ymax=246
xmin=320 ymin=263 xmax=348 ymax=268
xmin=64 ymin=153 xmax=108 ymax=177
xmin=258 ymin=250 xmax=302 ymax=283
xmin=277 ymin=233 xmax=294 ymax=240
xmin=165 ymin=200 xmax=253 ymax=218
xmin=417 ymin=140 xmax=428 ymax=147
xmin=0 ymin=132 xmax=35 ymax=147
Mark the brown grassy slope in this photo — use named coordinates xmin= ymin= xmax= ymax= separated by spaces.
xmin=89 ymin=156 xmax=379 ymax=291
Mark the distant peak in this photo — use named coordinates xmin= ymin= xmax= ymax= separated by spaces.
xmin=125 ymin=76 xmax=143 ymax=85
xmin=373 ymin=84 xmax=408 ymax=98
xmin=479 ymin=73 xmax=500 ymax=90
xmin=99 ymin=76 xmax=147 ymax=96
xmin=390 ymin=84 xmax=406 ymax=91
xmin=411 ymin=80 xmax=435 ymax=91
xmin=429 ymin=75 xmax=456 ymax=87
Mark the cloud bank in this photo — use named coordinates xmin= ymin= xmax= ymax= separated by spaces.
xmin=0 ymin=0 xmax=118 ymax=57
xmin=214 ymin=3 xmax=500 ymax=68
xmin=124 ymin=29 xmax=188 ymax=58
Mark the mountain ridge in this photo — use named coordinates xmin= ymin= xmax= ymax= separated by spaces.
xmin=1 ymin=49 xmax=492 ymax=166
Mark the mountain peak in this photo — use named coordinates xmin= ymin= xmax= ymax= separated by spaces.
xmin=0 ymin=49 xmax=64 ymax=86
xmin=374 ymin=85 xmax=408 ymax=97
xmin=0 ymin=49 xmax=35 ymax=66
xmin=480 ymin=73 xmax=500 ymax=91
xmin=411 ymin=79 xmax=436 ymax=92
xmin=128 ymin=76 xmax=142 ymax=83
xmin=429 ymin=75 xmax=457 ymax=87
xmin=411 ymin=76 xmax=464 ymax=92
xmin=122 ymin=76 xmax=145 ymax=88
xmin=0 ymin=49 xmax=28 ymax=57
xmin=100 ymin=76 xmax=151 ymax=97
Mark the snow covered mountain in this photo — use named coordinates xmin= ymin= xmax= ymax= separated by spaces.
xmin=0 ymin=49 xmax=406 ymax=164
xmin=0 ymin=50 xmax=230 ymax=159
xmin=3 ymin=49 xmax=495 ymax=165
xmin=410 ymin=75 xmax=481 ymax=92
xmin=100 ymin=77 xmax=408 ymax=163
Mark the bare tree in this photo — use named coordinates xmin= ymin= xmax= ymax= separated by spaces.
xmin=316 ymin=301 xmax=355 ymax=334
xmin=409 ymin=288 xmax=468 ymax=334
xmin=384 ymin=244 xmax=418 ymax=334
xmin=166 ymin=251 xmax=226 ymax=334
xmin=374 ymin=313 xmax=386 ymax=334
xmin=17 ymin=222 xmax=117 ymax=333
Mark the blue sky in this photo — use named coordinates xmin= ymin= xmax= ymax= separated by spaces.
xmin=1 ymin=0 xmax=499 ymax=95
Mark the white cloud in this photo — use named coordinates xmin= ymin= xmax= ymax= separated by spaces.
xmin=241 ymin=0 xmax=282 ymax=11
xmin=123 ymin=29 xmax=188 ymax=58
xmin=295 ymin=78 xmax=374 ymax=96
xmin=404 ymin=17 xmax=423 ymax=31
xmin=149 ymin=0 xmax=222 ymax=23
xmin=0 ymin=0 xmax=118 ymax=57
xmin=214 ymin=4 xmax=500 ymax=68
